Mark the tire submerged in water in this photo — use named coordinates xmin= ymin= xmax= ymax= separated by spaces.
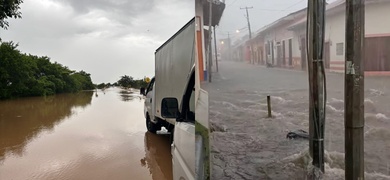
xmin=146 ymin=115 xmax=161 ymax=134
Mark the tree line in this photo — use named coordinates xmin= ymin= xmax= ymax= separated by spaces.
xmin=0 ymin=42 xmax=95 ymax=99
xmin=96 ymin=75 xmax=150 ymax=90
xmin=1 ymin=1 xmax=151 ymax=98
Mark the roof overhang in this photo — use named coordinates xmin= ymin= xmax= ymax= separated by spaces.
xmin=254 ymin=8 xmax=307 ymax=36
xmin=287 ymin=0 xmax=387 ymax=31
xmin=202 ymin=0 xmax=226 ymax=26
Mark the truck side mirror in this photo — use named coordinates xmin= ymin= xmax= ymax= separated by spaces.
xmin=161 ymin=98 xmax=179 ymax=119
xmin=140 ymin=87 xmax=146 ymax=96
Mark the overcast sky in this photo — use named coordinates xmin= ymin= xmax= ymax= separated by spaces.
xmin=216 ymin=0 xmax=337 ymax=43
xmin=0 ymin=0 xmax=193 ymax=84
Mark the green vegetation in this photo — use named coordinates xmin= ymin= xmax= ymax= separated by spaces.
xmin=0 ymin=0 xmax=23 ymax=30
xmin=195 ymin=121 xmax=211 ymax=180
xmin=95 ymin=76 xmax=150 ymax=90
xmin=96 ymin=83 xmax=110 ymax=89
xmin=0 ymin=41 xmax=95 ymax=99
xmin=115 ymin=75 xmax=149 ymax=89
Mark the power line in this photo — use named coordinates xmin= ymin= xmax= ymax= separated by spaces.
xmin=226 ymin=0 xmax=239 ymax=7
xmin=253 ymin=8 xmax=290 ymax=12
xmin=283 ymin=0 xmax=306 ymax=11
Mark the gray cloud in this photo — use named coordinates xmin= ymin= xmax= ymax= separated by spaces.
xmin=56 ymin=0 xmax=156 ymax=16
xmin=0 ymin=0 xmax=194 ymax=83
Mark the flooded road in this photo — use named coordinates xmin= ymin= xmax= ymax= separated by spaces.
xmin=0 ymin=88 xmax=172 ymax=180
xmin=205 ymin=61 xmax=390 ymax=180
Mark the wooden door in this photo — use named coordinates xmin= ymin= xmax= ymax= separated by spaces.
xmin=282 ymin=40 xmax=286 ymax=66
xmin=324 ymin=42 xmax=330 ymax=69
xmin=365 ymin=36 xmax=390 ymax=71
xmin=277 ymin=45 xmax=282 ymax=67
xmin=289 ymin=39 xmax=293 ymax=66
xmin=271 ymin=41 xmax=275 ymax=65
xmin=300 ymin=37 xmax=307 ymax=70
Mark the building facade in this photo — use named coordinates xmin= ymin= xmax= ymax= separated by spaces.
xmin=233 ymin=0 xmax=390 ymax=74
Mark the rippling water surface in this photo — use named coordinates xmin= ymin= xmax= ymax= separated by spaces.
xmin=0 ymin=87 xmax=172 ymax=180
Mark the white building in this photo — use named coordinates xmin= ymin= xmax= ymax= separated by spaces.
xmin=289 ymin=0 xmax=390 ymax=74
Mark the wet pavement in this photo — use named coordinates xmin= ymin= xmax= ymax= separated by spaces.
xmin=203 ymin=61 xmax=390 ymax=180
xmin=0 ymin=87 xmax=172 ymax=180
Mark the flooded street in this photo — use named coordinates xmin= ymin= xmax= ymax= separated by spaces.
xmin=205 ymin=61 xmax=390 ymax=180
xmin=0 ymin=88 xmax=172 ymax=180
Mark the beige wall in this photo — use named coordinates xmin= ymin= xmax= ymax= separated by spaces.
xmin=291 ymin=27 xmax=305 ymax=63
xmin=366 ymin=2 xmax=390 ymax=35
xmin=325 ymin=1 xmax=390 ymax=72
xmin=325 ymin=8 xmax=346 ymax=72
xmin=277 ymin=24 xmax=294 ymax=66
xmin=262 ymin=23 xmax=297 ymax=65
xmin=263 ymin=30 xmax=275 ymax=64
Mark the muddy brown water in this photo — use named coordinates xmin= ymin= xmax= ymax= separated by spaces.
xmin=0 ymin=87 xmax=172 ymax=180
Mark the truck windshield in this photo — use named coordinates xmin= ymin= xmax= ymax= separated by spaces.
xmin=189 ymin=85 xmax=195 ymax=120
xmin=182 ymin=72 xmax=195 ymax=122
xmin=146 ymin=78 xmax=155 ymax=94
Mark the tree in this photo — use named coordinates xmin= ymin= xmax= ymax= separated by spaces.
xmin=96 ymin=83 xmax=106 ymax=89
xmin=117 ymin=75 xmax=134 ymax=88
xmin=0 ymin=41 xmax=95 ymax=99
xmin=71 ymin=70 xmax=95 ymax=90
xmin=0 ymin=0 xmax=23 ymax=30
xmin=116 ymin=75 xmax=149 ymax=89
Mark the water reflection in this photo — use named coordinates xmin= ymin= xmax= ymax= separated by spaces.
xmin=0 ymin=88 xmax=173 ymax=180
xmin=141 ymin=132 xmax=173 ymax=180
xmin=119 ymin=89 xmax=142 ymax=102
xmin=0 ymin=91 xmax=93 ymax=160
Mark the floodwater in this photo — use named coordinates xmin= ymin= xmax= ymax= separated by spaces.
xmin=0 ymin=87 xmax=172 ymax=180
xmin=206 ymin=61 xmax=390 ymax=180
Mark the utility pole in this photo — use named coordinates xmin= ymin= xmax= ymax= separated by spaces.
xmin=213 ymin=26 xmax=219 ymax=72
xmin=240 ymin=6 xmax=253 ymax=39
xmin=208 ymin=0 xmax=213 ymax=83
xmin=345 ymin=0 xmax=365 ymax=179
xmin=307 ymin=0 xmax=326 ymax=175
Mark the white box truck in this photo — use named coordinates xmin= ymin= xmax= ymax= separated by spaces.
xmin=141 ymin=18 xmax=196 ymax=180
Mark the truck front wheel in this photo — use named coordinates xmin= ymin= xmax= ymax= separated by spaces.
xmin=146 ymin=115 xmax=160 ymax=134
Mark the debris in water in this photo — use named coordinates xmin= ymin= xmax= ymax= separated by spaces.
xmin=286 ymin=130 xmax=309 ymax=139
xmin=157 ymin=127 xmax=170 ymax=135
xmin=369 ymin=88 xmax=384 ymax=96
xmin=376 ymin=113 xmax=389 ymax=120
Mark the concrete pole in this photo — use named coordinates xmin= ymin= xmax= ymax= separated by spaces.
xmin=240 ymin=6 xmax=253 ymax=39
xmin=208 ymin=0 xmax=213 ymax=83
xmin=345 ymin=0 xmax=365 ymax=179
xmin=214 ymin=26 xmax=219 ymax=72
xmin=307 ymin=0 xmax=327 ymax=173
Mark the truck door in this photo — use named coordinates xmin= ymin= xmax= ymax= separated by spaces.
xmin=145 ymin=77 xmax=155 ymax=119
xmin=172 ymin=72 xmax=195 ymax=180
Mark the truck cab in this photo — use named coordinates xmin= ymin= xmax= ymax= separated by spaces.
xmin=142 ymin=77 xmax=161 ymax=133
xmin=141 ymin=67 xmax=195 ymax=180
xmin=161 ymin=67 xmax=195 ymax=180
xmin=140 ymin=18 xmax=196 ymax=180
